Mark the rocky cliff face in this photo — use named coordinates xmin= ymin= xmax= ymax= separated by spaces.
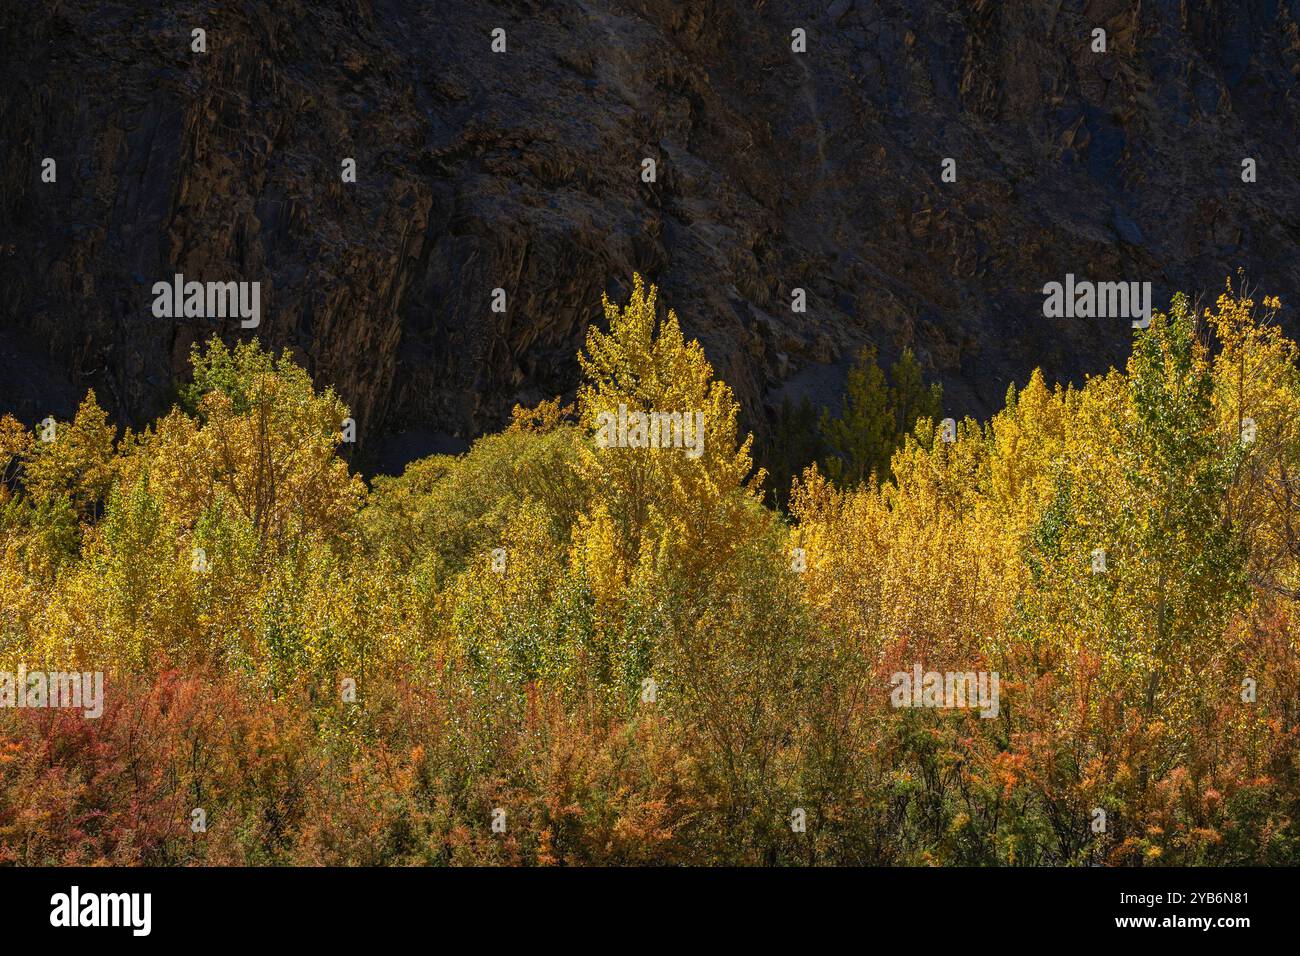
xmin=3 ymin=0 xmax=1299 ymax=470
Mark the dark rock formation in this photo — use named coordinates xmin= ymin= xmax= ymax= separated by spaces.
xmin=3 ymin=0 xmax=1299 ymax=470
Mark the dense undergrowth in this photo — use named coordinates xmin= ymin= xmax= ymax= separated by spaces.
xmin=1 ymin=276 xmax=1297 ymax=865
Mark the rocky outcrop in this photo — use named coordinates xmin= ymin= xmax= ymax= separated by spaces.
xmin=3 ymin=1 xmax=1299 ymax=470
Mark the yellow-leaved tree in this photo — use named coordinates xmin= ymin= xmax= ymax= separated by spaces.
xmin=569 ymin=275 xmax=809 ymax=861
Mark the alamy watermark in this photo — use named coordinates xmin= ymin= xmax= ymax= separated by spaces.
xmin=0 ymin=666 xmax=103 ymax=718
xmin=50 ymin=886 xmax=150 ymax=936
xmin=1042 ymin=274 xmax=1152 ymax=329
xmin=890 ymin=664 xmax=1000 ymax=718
xmin=151 ymin=273 xmax=260 ymax=328
xmin=595 ymin=403 xmax=705 ymax=459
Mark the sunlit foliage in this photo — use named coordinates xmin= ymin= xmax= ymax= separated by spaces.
xmin=1 ymin=276 xmax=1297 ymax=865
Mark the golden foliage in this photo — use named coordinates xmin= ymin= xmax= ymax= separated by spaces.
xmin=1 ymin=278 xmax=1298 ymax=865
